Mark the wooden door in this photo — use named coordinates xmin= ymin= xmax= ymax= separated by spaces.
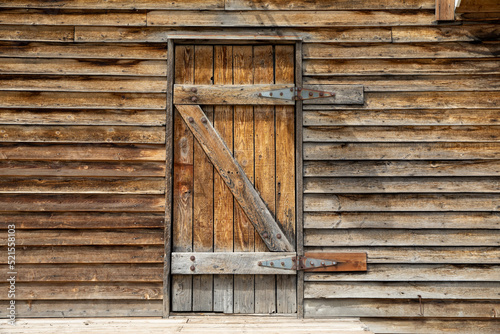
xmin=171 ymin=44 xmax=296 ymax=314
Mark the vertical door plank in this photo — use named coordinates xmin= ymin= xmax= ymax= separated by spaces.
xmin=213 ymin=45 xmax=234 ymax=313
xmin=192 ymin=45 xmax=214 ymax=312
xmin=233 ymin=45 xmax=256 ymax=314
xmin=254 ymin=45 xmax=277 ymax=314
xmin=172 ymin=45 xmax=194 ymax=312
xmin=275 ymin=44 xmax=297 ymax=314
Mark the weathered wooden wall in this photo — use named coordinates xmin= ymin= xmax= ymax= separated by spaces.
xmin=0 ymin=0 xmax=498 ymax=332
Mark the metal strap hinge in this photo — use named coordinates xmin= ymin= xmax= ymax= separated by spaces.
xmin=257 ymin=255 xmax=337 ymax=271
xmin=258 ymin=87 xmax=335 ymax=101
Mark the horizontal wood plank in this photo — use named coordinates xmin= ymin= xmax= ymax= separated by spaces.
xmin=0 ymin=282 xmax=162 ymax=300
xmin=305 ymin=229 xmax=500 ymax=246
xmin=303 ymin=109 xmax=500 ymax=126
xmin=6 ymin=263 xmax=163 ymax=282
xmin=0 ymin=0 xmax=224 ymax=9
xmin=305 ymin=281 xmax=500 ymax=299
xmin=0 ymin=194 xmax=165 ymax=211
xmin=0 ymin=25 xmax=74 ymax=42
xmin=148 ymin=10 xmax=435 ymax=27
xmin=0 ymin=58 xmax=166 ymax=76
xmin=0 ymin=177 xmax=165 ymax=194
xmin=0 ymin=125 xmax=165 ymax=143
xmin=304 ymin=247 xmax=500 ymax=264
xmin=75 ymin=26 xmax=393 ymax=43
xmin=0 ymin=92 xmax=166 ymax=110
xmin=0 ymin=161 xmax=165 ymax=177
xmin=305 ymin=264 xmax=500 ymax=281
xmin=0 ymin=300 xmax=162 ymax=317
xmin=304 ymin=143 xmax=500 ymax=160
xmin=0 ymin=212 xmax=164 ymax=229
xmin=457 ymin=0 xmax=500 ymax=13
xmin=305 ymin=299 xmax=500 ymax=318
xmin=302 ymin=85 xmax=364 ymax=105
xmin=303 ymin=42 xmax=500 ymax=59
xmin=0 ymin=9 xmax=147 ymax=26
xmin=0 ymin=109 xmax=166 ymax=126
xmin=392 ymin=25 xmax=500 ymax=42
xmin=304 ymin=194 xmax=500 ymax=212
xmin=174 ymin=84 xmax=294 ymax=105
xmin=0 ymin=42 xmax=167 ymax=59
xmin=303 ymin=212 xmax=500 ymax=229
xmin=0 ymin=76 xmax=167 ymax=93
xmin=304 ymin=177 xmax=500 ymax=193
xmin=303 ymin=75 xmax=500 ymax=92
xmin=304 ymin=58 xmax=500 ymax=76
xmin=304 ymin=160 xmax=500 ymax=177
xmin=0 ymin=229 xmax=163 ymax=246
xmin=0 ymin=143 xmax=166 ymax=161
xmin=171 ymin=252 xmax=296 ymax=275
xmin=363 ymin=319 xmax=500 ymax=334
xmin=304 ymin=126 xmax=500 ymax=142
xmin=226 ymin=0 xmax=434 ymax=10
xmin=9 ymin=245 xmax=163 ymax=263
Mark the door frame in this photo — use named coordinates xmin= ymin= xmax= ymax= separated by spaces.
xmin=163 ymin=37 xmax=304 ymax=318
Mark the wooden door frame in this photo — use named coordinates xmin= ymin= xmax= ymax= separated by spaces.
xmin=163 ymin=38 xmax=304 ymax=318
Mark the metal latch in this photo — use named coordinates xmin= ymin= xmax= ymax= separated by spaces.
xmin=257 ymin=255 xmax=337 ymax=271
xmin=258 ymin=87 xmax=335 ymax=101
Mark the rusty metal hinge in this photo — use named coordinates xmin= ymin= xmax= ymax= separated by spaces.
xmin=258 ymin=255 xmax=337 ymax=271
xmin=258 ymin=87 xmax=335 ymax=101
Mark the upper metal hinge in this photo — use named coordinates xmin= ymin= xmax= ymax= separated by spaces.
xmin=258 ymin=255 xmax=337 ymax=271
xmin=258 ymin=87 xmax=335 ymax=101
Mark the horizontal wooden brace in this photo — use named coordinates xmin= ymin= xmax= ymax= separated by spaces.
xmin=172 ymin=252 xmax=297 ymax=275
xmin=171 ymin=252 xmax=367 ymax=274
xmin=174 ymin=84 xmax=295 ymax=105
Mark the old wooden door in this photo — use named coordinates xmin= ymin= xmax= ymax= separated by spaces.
xmin=171 ymin=44 xmax=296 ymax=314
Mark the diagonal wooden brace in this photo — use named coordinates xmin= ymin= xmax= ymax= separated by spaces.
xmin=175 ymin=104 xmax=294 ymax=252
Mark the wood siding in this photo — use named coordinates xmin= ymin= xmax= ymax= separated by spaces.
xmin=0 ymin=1 xmax=498 ymax=332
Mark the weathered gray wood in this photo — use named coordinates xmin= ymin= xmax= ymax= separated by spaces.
xmin=174 ymin=84 xmax=294 ymax=105
xmin=305 ymin=264 xmax=500 ymax=281
xmin=303 ymin=160 xmax=500 ymax=177
xmin=363 ymin=319 xmax=499 ymax=334
xmin=302 ymin=85 xmax=363 ymax=105
xmin=171 ymin=252 xmax=296 ymax=275
xmin=303 ymin=212 xmax=500 ymax=229
xmin=304 ymin=177 xmax=500 ymax=193
xmin=225 ymin=0 xmax=434 ymax=10
xmin=392 ymin=24 xmax=500 ymax=42
xmin=305 ymin=229 xmax=500 ymax=247
xmin=0 ymin=0 xmax=224 ymax=10
xmin=305 ymin=282 xmax=500 ymax=299
xmin=304 ymin=247 xmax=500 ymax=264
xmin=175 ymin=104 xmax=294 ymax=252
xmin=304 ymin=143 xmax=500 ymax=160
xmin=304 ymin=194 xmax=500 ymax=212
xmin=305 ymin=299 xmax=500 ymax=318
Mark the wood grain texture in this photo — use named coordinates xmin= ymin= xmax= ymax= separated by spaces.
xmin=363 ymin=319 xmax=500 ymax=334
xmin=0 ymin=143 xmax=166 ymax=161
xmin=171 ymin=252 xmax=296 ymax=275
xmin=0 ymin=25 xmax=74 ymax=42
xmin=436 ymin=0 xmax=456 ymax=20
xmin=148 ymin=10 xmax=435 ymax=27
xmin=392 ymin=25 xmax=500 ymax=42
xmin=0 ymin=58 xmax=167 ymax=76
xmin=0 ymin=212 xmax=164 ymax=229
xmin=303 ymin=212 xmax=500 ymax=229
xmin=0 ymin=42 xmax=167 ymax=59
xmin=305 ymin=299 xmax=500 ymax=318
xmin=303 ymin=160 xmax=500 ymax=177
xmin=171 ymin=44 xmax=194 ymax=312
xmin=304 ymin=194 xmax=500 ymax=212
xmin=0 ymin=0 xmax=224 ymax=9
xmin=0 ymin=9 xmax=147 ymax=26
xmin=225 ymin=0 xmax=434 ymax=10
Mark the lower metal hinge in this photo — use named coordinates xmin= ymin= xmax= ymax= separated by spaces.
xmin=258 ymin=255 xmax=337 ymax=271
xmin=259 ymin=87 xmax=335 ymax=101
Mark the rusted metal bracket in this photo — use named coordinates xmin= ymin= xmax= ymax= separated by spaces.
xmin=258 ymin=255 xmax=337 ymax=271
xmin=258 ymin=87 xmax=335 ymax=101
